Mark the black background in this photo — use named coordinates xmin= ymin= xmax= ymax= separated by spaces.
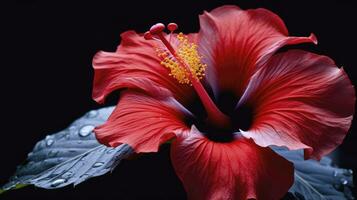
xmin=1 ymin=0 xmax=356 ymax=199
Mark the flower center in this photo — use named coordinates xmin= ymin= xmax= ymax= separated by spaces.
xmin=144 ymin=23 xmax=230 ymax=129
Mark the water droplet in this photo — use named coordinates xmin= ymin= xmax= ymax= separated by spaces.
xmin=106 ymin=149 xmax=115 ymax=154
xmin=62 ymin=171 xmax=73 ymax=179
xmin=51 ymin=179 xmax=66 ymax=187
xmin=65 ymin=134 xmax=70 ymax=140
xmin=79 ymin=125 xmax=95 ymax=137
xmin=46 ymin=139 xmax=54 ymax=146
xmin=93 ymin=162 xmax=104 ymax=168
xmin=344 ymin=169 xmax=353 ymax=176
xmin=87 ymin=110 xmax=98 ymax=118
xmin=58 ymin=130 xmax=67 ymax=138
xmin=348 ymin=169 xmax=354 ymax=175
xmin=333 ymin=170 xmax=339 ymax=177
xmin=41 ymin=160 xmax=48 ymax=165
xmin=48 ymin=150 xmax=58 ymax=157
xmin=340 ymin=178 xmax=348 ymax=185
xmin=79 ymin=173 xmax=90 ymax=181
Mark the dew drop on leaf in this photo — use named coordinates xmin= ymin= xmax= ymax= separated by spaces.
xmin=340 ymin=178 xmax=348 ymax=185
xmin=79 ymin=125 xmax=95 ymax=137
xmin=106 ymin=149 xmax=115 ymax=154
xmin=62 ymin=172 xmax=73 ymax=179
xmin=50 ymin=179 xmax=66 ymax=187
xmin=86 ymin=110 xmax=98 ymax=118
xmin=92 ymin=162 xmax=104 ymax=168
xmin=46 ymin=139 xmax=54 ymax=146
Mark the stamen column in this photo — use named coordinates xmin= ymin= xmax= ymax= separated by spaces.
xmin=146 ymin=23 xmax=230 ymax=128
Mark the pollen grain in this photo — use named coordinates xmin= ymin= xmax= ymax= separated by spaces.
xmin=157 ymin=33 xmax=206 ymax=84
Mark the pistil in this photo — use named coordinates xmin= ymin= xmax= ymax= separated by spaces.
xmin=145 ymin=23 xmax=230 ymax=128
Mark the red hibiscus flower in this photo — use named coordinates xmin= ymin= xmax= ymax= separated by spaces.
xmin=91 ymin=5 xmax=355 ymax=200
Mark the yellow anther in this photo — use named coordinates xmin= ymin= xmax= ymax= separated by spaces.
xmin=157 ymin=32 xmax=206 ymax=84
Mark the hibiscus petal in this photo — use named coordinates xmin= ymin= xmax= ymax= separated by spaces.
xmin=198 ymin=5 xmax=317 ymax=97
xmin=92 ymin=31 xmax=194 ymax=103
xmin=238 ymin=50 xmax=355 ymax=160
xmin=171 ymin=126 xmax=293 ymax=200
xmin=94 ymin=91 xmax=189 ymax=153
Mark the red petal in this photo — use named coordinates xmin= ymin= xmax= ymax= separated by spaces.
xmin=238 ymin=50 xmax=355 ymax=160
xmin=94 ymin=91 xmax=189 ymax=152
xmin=198 ymin=5 xmax=317 ymax=96
xmin=171 ymin=126 xmax=293 ymax=200
xmin=92 ymin=31 xmax=194 ymax=104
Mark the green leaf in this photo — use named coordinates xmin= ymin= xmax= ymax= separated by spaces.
xmin=2 ymin=107 xmax=133 ymax=193
xmin=274 ymin=147 xmax=354 ymax=200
